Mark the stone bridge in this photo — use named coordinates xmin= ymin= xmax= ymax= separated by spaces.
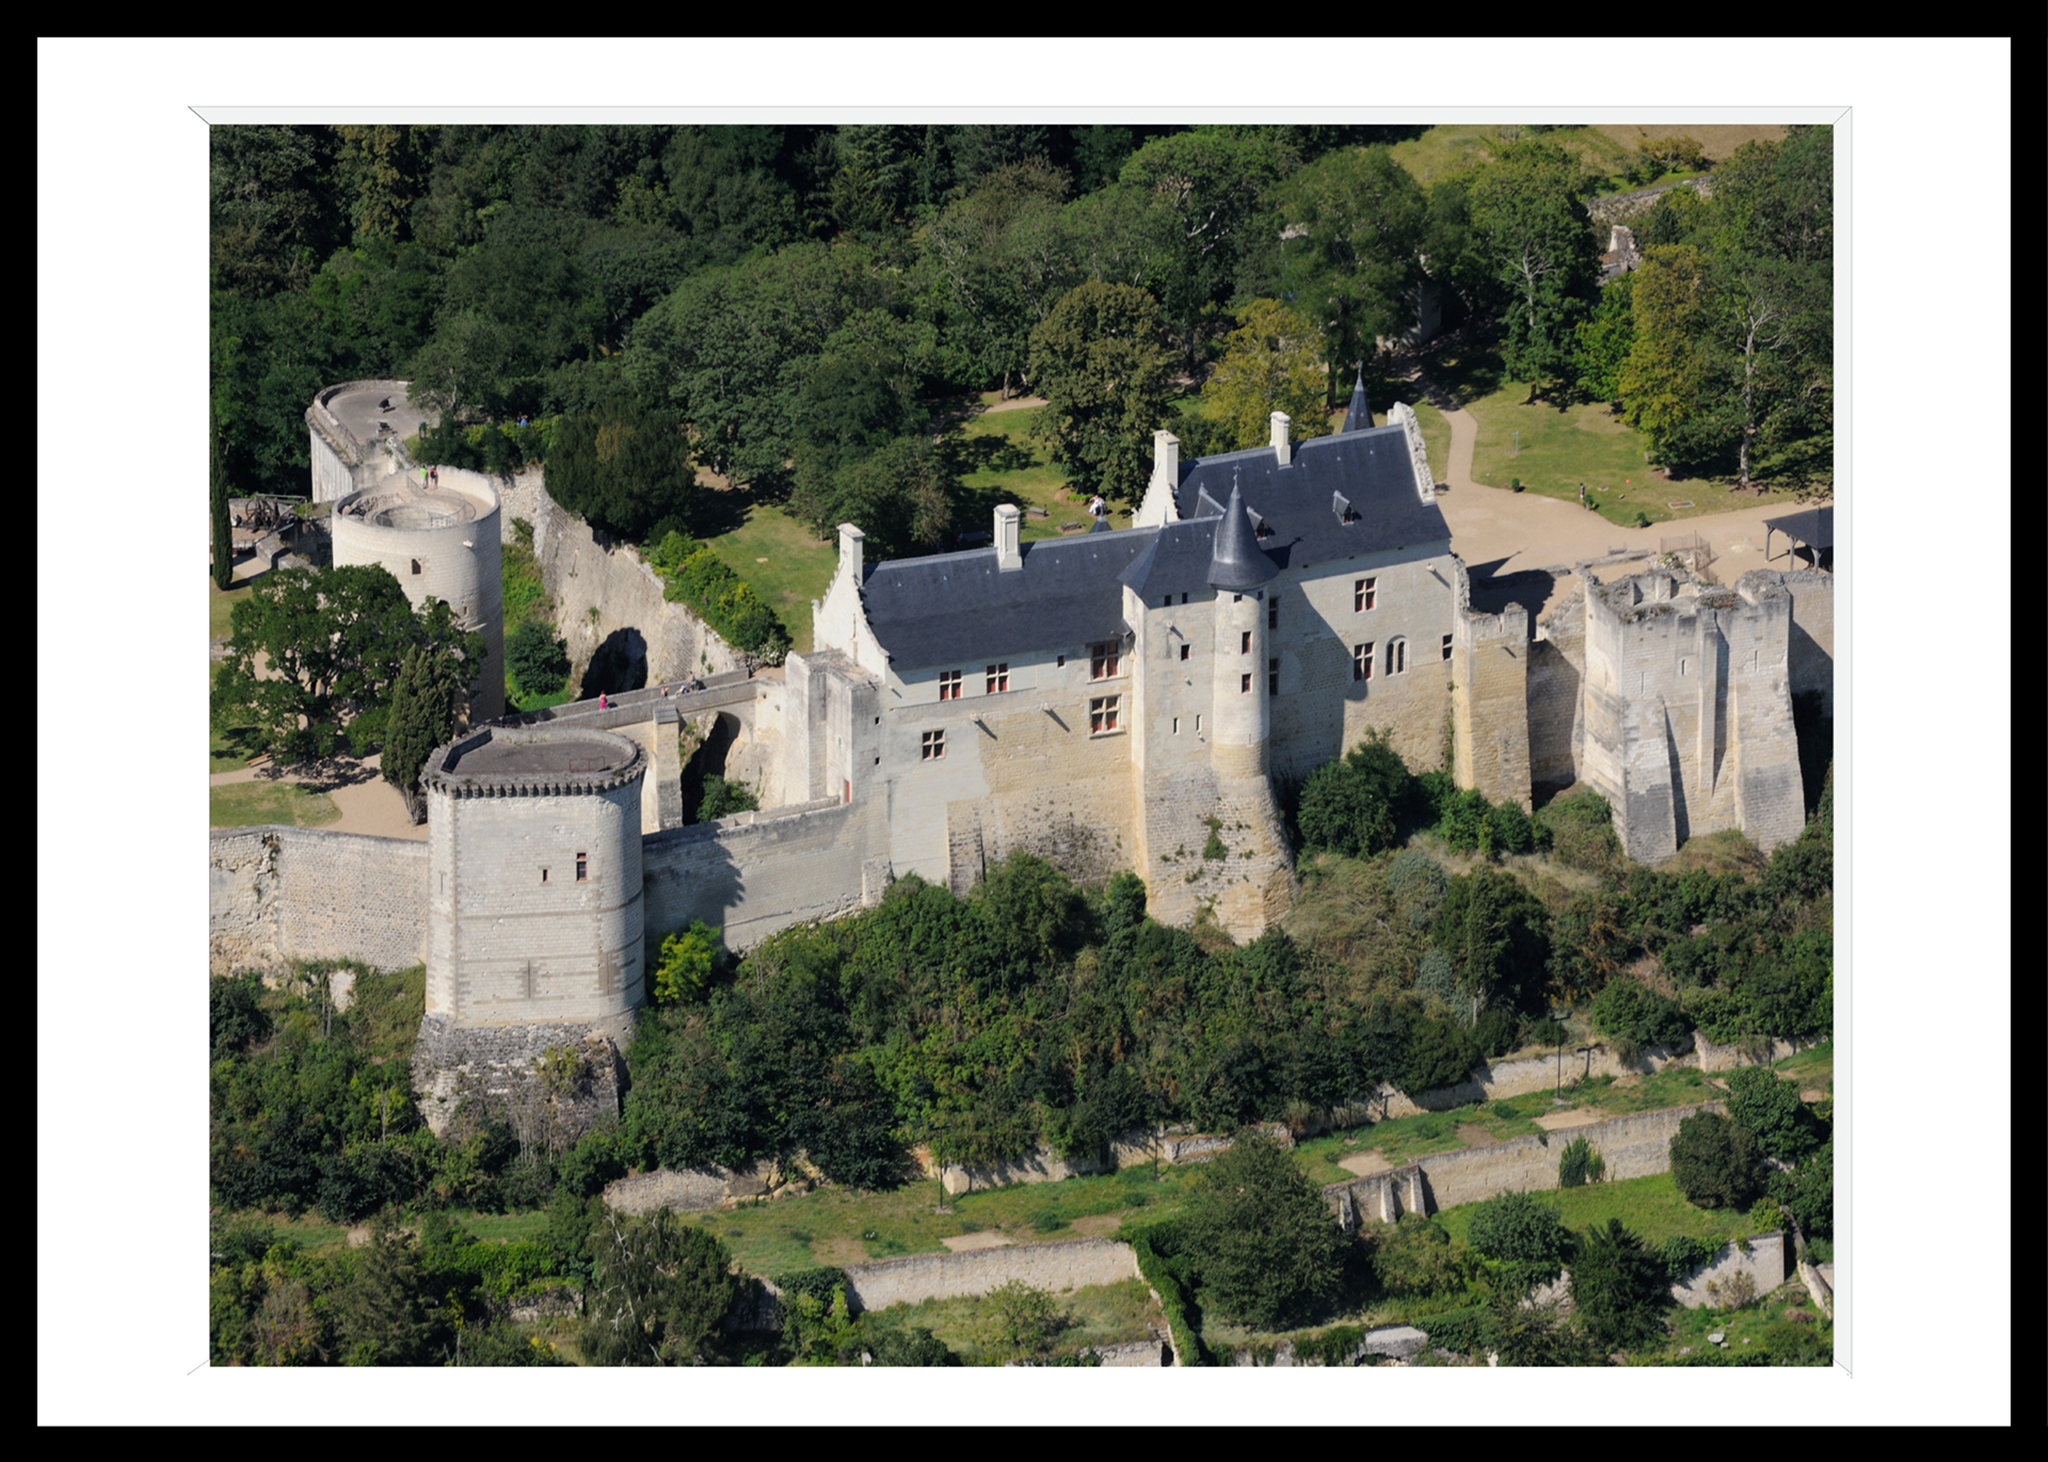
xmin=494 ymin=669 xmax=778 ymax=827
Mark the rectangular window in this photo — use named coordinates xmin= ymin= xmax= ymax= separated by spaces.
xmin=1355 ymin=577 xmax=1377 ymax=612
xmin=1354 ymin=643 xmax=1374 ymax=682
xmin=1268 ymin=658 xmax=1279 ymax=696
xmin=1241 ymin=673 xmax=1253 ymax=694
xmin=938 ymin=669 xmax=962 ymax=700
xmin=1162 ymin=595 xmax=1172 ymax=608
xmin=1442 ymin=634 xmax=1454 ymax=661
xmin=1179 ymin=643 xmax=1191 ymax=662
xmin=575 ymin=853 xmax=588 ymax=883
xmin=1172 ymin=716 xmax=1180 ymax=735
xmin=1090 ymin=641 xmax=1120 ymax=679
xmin=1089 ymin=695 xmax=1121 ymax=734
xmin=1057 ymin=654 xmax=1065 ymax=668
xmin=540 ymin=867 xmax=549 ymax=883
xmin=1195 ymin=714 xmax=1202 ymax=732
xmin=1240 ymin=630 xmax=1252 ymax=655
xmin=921 ymin=729 xmax=945 ymax=761
xmin=986 ymin=663 xmax=1009 ymax=694
xmin=1268 ymin=596 xmax=1280 ymax=630
xmin=1181 ymin=592 xmax=1189 ymax=605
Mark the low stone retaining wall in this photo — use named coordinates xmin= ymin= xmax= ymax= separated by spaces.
xmin=841 ymin=1237 xmax=1140 ymax=1312
xmin=1226 ymin=1326 xmax=1428 ymax=1366
xmin=1670 ymin=1231 xmax=1788 ymax=1309
xmin=1325 ymin=1103 xmax=1725 ymax=1231
xmin=1797 ymin=1257 xmax=1833 ymax=1318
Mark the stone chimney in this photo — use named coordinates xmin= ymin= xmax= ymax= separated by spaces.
xmin=1270 ymin=412 xmax=1291 ymax=467
xmin=994 ymin=503 xmax=1022 ymax=571
xmin=1153 ymin=429 xmax=1180 ymax=491
xmin=837 ymin=523 xmax=864 ymax=583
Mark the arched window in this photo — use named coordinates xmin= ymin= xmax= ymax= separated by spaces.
xmin=1387 ymin=637 xmax=1408 ymax=675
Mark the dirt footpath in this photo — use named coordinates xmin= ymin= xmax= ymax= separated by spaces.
xmin=1406 ymin=364 xmax=1829 ymax=624
xmin=210 ymin=753 xmax=427 ymax=842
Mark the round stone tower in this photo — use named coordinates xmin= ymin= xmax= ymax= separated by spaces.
xmin=411 ymin=725 xmax=646 ymax=1141
xmin=1208 ymin=480 xmax=1278 ymax=780
xmin=331 ymin=471 xmax=505 ymax=721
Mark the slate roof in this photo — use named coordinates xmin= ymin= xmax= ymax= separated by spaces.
xmin=1173 ymin=423 xmax=1450 ymax=574
xmin=860 ymin=532 xmax=1151 ymax=671
xmin=857 ymin=421 xmax=1450 ymax=672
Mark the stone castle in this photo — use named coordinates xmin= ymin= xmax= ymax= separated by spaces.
xmin=207 ymin=375 xmax=1832 ymax=1138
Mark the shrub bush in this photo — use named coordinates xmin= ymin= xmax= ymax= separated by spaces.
xmin=1658 ymin=1234 xmax=1718 ymax=1283
xmin=1400 ymin=1011 xmax=1479 ymax=1096
xmin=1177 ymin=1133 xmax=1348 ymax=1329
xmin=1722 ymin=1064 xmax=1823 ymax=1163
xmin=1535 ymin=790 xmax=1620 ymax=871
xmin=505 ymin=619 xmax=571 ymax=700
xmin=1472 ymin=1006 xmax=1519 ymax=1058
xmin=1467 ymin=1190 xmax=1572 ymax=1287
xmin=1557 ymin=1135 xmax=1604 ymax=1188
xmin=1669 ymin=1111 xmax=1763 ymax=1209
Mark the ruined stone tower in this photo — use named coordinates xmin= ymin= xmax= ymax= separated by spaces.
xmin=411 ymin=724 xmax=647 ymax=1140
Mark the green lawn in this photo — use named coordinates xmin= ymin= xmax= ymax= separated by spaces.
xmin=1771 ymin=1040 xmax=1834 ymax=1098
xmin=209 ymin=580 xmax=253 ymax=644
xmin=689 ymin=1161 xmax=1198 ymax=1278
xmin=1384 ymin=123 xmax=1788 ymax=196
xmin=1430 ymin=1170 xmax=1764 ymax=1249
xmin=210 ymin=723 xmax=267 ymax=775
xmin=696 ymin=498 xmax=839 ymax=657
xmin=859 ymin=1277 xmax=1162 ymax=1362
xmin=1428 ymin=336 xmax=1830 ymax=527
xmin=209 ymin=779 xmax=340 ymax=829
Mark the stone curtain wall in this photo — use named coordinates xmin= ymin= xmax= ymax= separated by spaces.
xmin=641 ymin=795 xmax=876 ymax=954
xmin=1363 ymin=1037 xmax=1695 ymax=1119
xmin=499 ymin=470 xmax=746 ymax=692
xmin=1325 ymin=1102 xmax=1722 ymax=1229
xmin=210 ymin=827 xmax=428 ymax=975
xmin=839 ymin=1237 xmax=1141 ymax=1312
xmin=1585 ymin=177 xmax=1712 ymax=226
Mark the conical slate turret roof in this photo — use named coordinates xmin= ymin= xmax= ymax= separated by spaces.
xmin=1207 ymin=479 xmax=1277 ymax=592
xmin=1341 ymin=363 xmax=1372 ymax=433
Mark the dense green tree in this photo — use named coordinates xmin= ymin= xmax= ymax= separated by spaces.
xmin=1486 ymin=1280 xmax=1597 ymax=1366
xmin=1572 ymin=270 xmax=1636 ymax=405
xmin=1200 ymin=299 xmax=1329 ymax=449
xmin=581 ymin=1206 xmax=740 ymax=1366
xmin=1436 ymin=868 xmax=1552 ymax=1022
xmin=652 ymin=919 xmax=725 ymax=1005
xmin=1569 ymin=1218 xmax=1671 ymax=1353
xmin=871 ymin=1324 xmax=958 ymax=1367
xmin=543 ymin=405 xmax=696 ymax=541
xmin=209 ymin=124 xmax=345 ymax=297
xmin=1467 ymin=142 xmax=1603 ymax=400
xmin=1721 ymin=1064 xmax=1823 ymax=1163
xmin=629 ymin=241 xmax=898 ymax=487
xmin=333 ymin=124 xmax=425 ymax=242
xmin=1467 ymin=1189 xmax=1573 ymax=1289
xmin=1027 ymin=281 xmax=1174 ymax=505
xmin=210 ymin=413 xmax=235 ymax=590
xmin=1178 ymin=1132 xmax=1347 ymax=1328
xmin=916 ymin=160 xmax=1075 ymax=398
xmin=505 ymin=619 xmax=571 ymax=702
xmin=696 ymin=776 xmax=759 ymax=824
xmin=1768 ymin=1136 xmax=1833 ymax=1242
xmin=1118 ymin=128 xmax=1294 ymax=373
xmin=1669 ymin=1110 xmax=1764 ymax=1210
xmin=1296 ymin=731 xmax=1413 ymax=859
xmin=1371 ymin=1211 xmax=1471 ymax=1298
xmin=380 ymin=644 xmax=465 ymax=823
xmin=1274 ymin=147 xmax=1428 ymax=404
xmin=331 ymin=1206 xmax=439 ymax=1366
xmin=210 ymin=565 xmax=482 ymax=765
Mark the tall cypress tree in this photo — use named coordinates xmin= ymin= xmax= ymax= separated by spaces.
xmin=210 ymin=415 xmax=234 ymax=590
xmin=382 ymin=644 xmax=458 ymax=824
